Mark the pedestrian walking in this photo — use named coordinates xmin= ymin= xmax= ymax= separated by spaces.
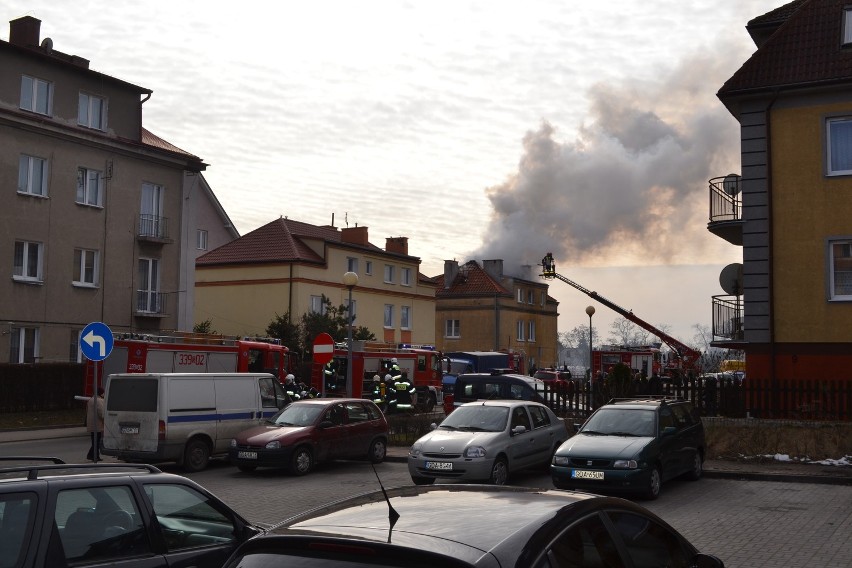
xmin=86 ymin=387 xmax=105 ymax=461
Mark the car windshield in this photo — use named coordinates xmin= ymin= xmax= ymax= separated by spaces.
xmin=271 ymin=405 xmax=324 ymax=427
xmin=581 ymin=408 xmax=656 ymax=437
xmin=439 ymin=405 xmax=509 ymax=432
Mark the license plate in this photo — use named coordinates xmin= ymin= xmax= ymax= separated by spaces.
xmin=120 ymin=426 xmax=139 ymax=435
xmin=425 ymin=461 xmax=453 ymax=470
xmin=572 ymin=470 xmax=604 ymax=480
xmin=238 ymin=451 xmax=258 ymax=460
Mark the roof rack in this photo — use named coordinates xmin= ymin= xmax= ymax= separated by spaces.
xmin=0 ymin=461 xmax=162 ymax=481
xmin=607 ymin=395 xmax=686 ymax=404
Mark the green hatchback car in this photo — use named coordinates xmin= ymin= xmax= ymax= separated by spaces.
xmin=551 ymin=397 xmax=705 ymax=499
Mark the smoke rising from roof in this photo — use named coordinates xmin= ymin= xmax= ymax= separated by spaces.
xmin=470 ymin=50 xmax=741 ymax=273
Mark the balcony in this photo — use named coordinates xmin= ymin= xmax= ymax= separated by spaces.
xmin=136 ymin=291 xmax=167 ymax=317
xmin=137 ymin=214 xmax=172 ymax=244
xmin=711 ymin=295 xmax=744 ymax=346
xmin=707 ymin=175 xmax=743 ymax=246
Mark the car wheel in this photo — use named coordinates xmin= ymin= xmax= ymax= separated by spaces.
xmin=644 ymin=466 xmax=662 ymax=500
xmin=290 ymin=446 xmax=313 ymax=476
xmin=685 ymin=451 xmax=703 ymax=481
xmin=238 ymin=465 xmax=257 ymax=473
xmin=489 ymin=456 xmax=509 ymax=485
xmin=182 ymin=439 xmax=210 ymax=473
xmin=411 ymin=476 xmax=435 ymax=485
xmin=368 ymin=438 xmax=387 ymax=463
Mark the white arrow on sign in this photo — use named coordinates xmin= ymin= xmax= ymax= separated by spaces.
xmin=83 ymin=330 xmax=107 ymax=358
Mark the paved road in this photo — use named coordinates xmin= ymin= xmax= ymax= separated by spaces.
xmin=2 ymin=432 xmax=851 ymax=568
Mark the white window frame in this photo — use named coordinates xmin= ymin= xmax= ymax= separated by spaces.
xmin=401 ymin=268 xmax=411 ymax=286
xmin=196 ymin=229 xmax=208 ymax=251
xmin=384 ymin=264 xmax=395 ymax=284
xmin=18 ymin=155 xmax=49 ymax=197
xmin=76 ymin=166 xmax=103 ymax=206
xmin=527 ymin=290 xmax=534 ymax=304
xmin=541 ymin=291 xmax=546 ymax=306
xmin=140 ymin=182 xmax=165 ymax=238
xmin=517 ymin=289 xmax=524 ymax=303
xmin=828 ymin=238 xmax=852 ymax=301
xmin=20 ymin=75 xmax=52 ymax=115
xmin=310 ymin=295 xmax=326 ymax=315
xmin=10 ymin=326 xmax=39 ymax=363
xmin=528 ymin=321 xmax=536 ymax=342
xmin=13 ymin=240 xmax=43 ymax=282
xmin=844 ymin=8 xmax=852 ymax=45
xmin=78 ymin=92 xmax=106 ymax=130
xmin=826 ymin=117 xmax=852 ymax=175
xmin=365 ymin=260 xmax=373 ymax=275
xmin=347 ymin=257 xmax=359 ymax=273
xmin=401 ymin=306 xmax=411 ymax=329
xmin=445 ymin=319 xmax=460 ymax=338
xmin=517 ymin=320 xmax=525 ymax=341
xmin=137 ymin=257 xmax=161 ymax=313
xmin=73 ymin=248 xmax=99 ymax=287
xmin=383 ymin=304 xmax=394 ymax=328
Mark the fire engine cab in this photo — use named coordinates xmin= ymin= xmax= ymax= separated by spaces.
xmin=311 ymin=341 xmax=443 ymax=411
xmin=592 ymin=345 xmax=664 ymax=378
xmin=84 ymin=332 xmax=291 ymax=395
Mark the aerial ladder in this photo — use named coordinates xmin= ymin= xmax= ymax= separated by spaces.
xmin=540 ymin=252 xmax=702 ymax=376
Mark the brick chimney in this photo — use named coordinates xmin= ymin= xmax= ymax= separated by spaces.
xmin=9 ymin=16 xmax=41 ymax=48
xmin=385 ymin=237 xmax=408 ymax=255
xmin=483 ymin=259 xmax=504 ymax=280
xmin=443 ymin=260 xmax=459 ymax=289
xmin=340 ymin=226 xmax=369 ymax=246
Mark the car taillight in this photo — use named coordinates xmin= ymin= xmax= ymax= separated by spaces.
xmin=158 ymin=420 xmax=166 ymax=441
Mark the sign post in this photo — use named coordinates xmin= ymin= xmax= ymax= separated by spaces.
xmin=80 ymin=322 xmax=114 ymax=463
xmin=313 ymin=333 xmax=334 ymax=397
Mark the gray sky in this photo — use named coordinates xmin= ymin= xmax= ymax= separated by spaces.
xmin=5 ymin=0 xmax=783 ymax=343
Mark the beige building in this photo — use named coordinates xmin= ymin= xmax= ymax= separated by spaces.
xmin=1 ymin=16 xmax=237 ymax=363
xmin=433 ymin=260 xmax=559 ymax=370
xmin=195 ymin=218 xmax=437 ymax=346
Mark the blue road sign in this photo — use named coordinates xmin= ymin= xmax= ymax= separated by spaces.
xmin=80 ymin=321 xmax=114 ymax=361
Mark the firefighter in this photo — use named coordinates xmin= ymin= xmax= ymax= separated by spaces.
xmin=371 ymin=374 xmax=387 ymax=411
xmin=323 ymin=359 xmax=339 ymax=392
xmin=384 ymin=373 xmax=398 ymax=413
xmin=392 ymin=370 xmax=415 ymax=412
xmin=542 ymin=252 xmax=555 ymax=274
xmin=284 ymin=374 xmax=299 ymax=402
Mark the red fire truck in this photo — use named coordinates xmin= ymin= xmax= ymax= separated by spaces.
xmin=593 ymin=345 xmax=664 ymax=378
xmin=310 ymin=342 xmax=444 ymax=411
xmin=84 ymin=332 xmax=292 ymax=395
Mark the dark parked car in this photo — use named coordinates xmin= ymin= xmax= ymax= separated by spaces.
xmin=551 ymin=397 xmax=705 ymax=499
xmin=221 ymin=485 xmax=725 ymax=568
xmin=228 ymin=398 xmax=388 ymax=475
xmin=450 ymin=372 xmax=547 ymax=411
xmin=0 ymin=457 xmax=262 ymax=568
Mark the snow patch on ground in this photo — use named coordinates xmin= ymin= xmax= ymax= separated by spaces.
xmin=755 ymin=454 xmax=852 ymax=467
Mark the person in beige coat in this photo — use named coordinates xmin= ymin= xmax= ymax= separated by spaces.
xmin=86 ymin=387 xmax=105 ymax=461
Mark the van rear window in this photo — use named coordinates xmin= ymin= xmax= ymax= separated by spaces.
xmin=107 ymin=378 xmax=158 ymax=412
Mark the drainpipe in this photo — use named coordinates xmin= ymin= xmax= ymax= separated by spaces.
xmin=494 ymin=292 xmax=500 ymax=350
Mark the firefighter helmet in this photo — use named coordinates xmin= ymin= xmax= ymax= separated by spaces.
xmin=285 ymin=374 xmax=295 ymax=384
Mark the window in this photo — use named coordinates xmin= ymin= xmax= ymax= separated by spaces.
xmin=13 ymin=240 xmax=43 ymax=282
xmin=528 ymin=405 xmax=551 ymax=429
xmin=401 ymin=306 xmax=411 ymax=329
xmin=344 ymin=298 xmax=357 ymax=322
xmin=383 ymin=304 xmax=394 ymax=327
xmin=78 ymin=92 xmax=106 ymax=130
xmin=137 ymin=258 xmax=161 ymax=313
xmin=73 ymin=248 xmax=99 ymax=286
xmin=18 ymin=155 xmax=48 ymax=197
xmin=527 ymin=290 xmax=534 ymax=304
xmin=0 ymin=493 xmax=36 ymax=565
xmin=20 ymin=75 xmax=51 ymax=115
xmin=196 ymin=229 xmax=208 ymax=250
xmin=76 ymin=167 xmax=103 ymax=206
xmin=310 ymin=295 xmax=326 ymax=314
xmin=140 ymin=183 xmax=165 ymax=238
xmin=608 ymin=511 xmax=692 ymax=568
xmin=69 ymin=329 xmax=82 ymax=362
xmin=829 ymin=239 xmax=852 ymax=300
xmin=143 ymin=483 xmax=236 ymax=552
xmin=517 ymin=289 xmax=524 ymax=303
xmin=401 ymin=267 xmax=411 ymax=286
xmin=365 ymin=260 xmax=373 ymax=275
xmin=10 ymin=327 xmax=39 ymax=363
xmin=347 ymin=257 xmax=358 ymax=273
xmin=528 ymin=321 xmax=536 ymax=342
xmin=541 ymin=291 xmax=546 ymax=306
xmin=517 ymin=320 xmax=525 ymax=341
xmin=384 ymin=264 xmax=395 ymax=283
xmin=844 ymin=8 xmax=852 ymax=45
xmin=446 ymin=319 xmax=460 ymax=338
xmin=827 ymin=117 xmax=852 ymax=175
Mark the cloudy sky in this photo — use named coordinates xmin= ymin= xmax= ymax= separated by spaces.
xmin=6 ymin=0 xmax=783 ymax=343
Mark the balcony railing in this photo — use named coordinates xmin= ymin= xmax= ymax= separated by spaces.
xmin=137 ymin=214 xmax=170 ymax=242
xmin=712 ymin=295 xmax=743 ymax=342
xmin=708 ymin=176 xmax=743 ymax=246
xmin=136 ymin=291 xmax=167 ymax=316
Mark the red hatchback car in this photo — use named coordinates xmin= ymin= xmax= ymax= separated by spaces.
xmin=228 ymin=398 xmax=388 ymax=475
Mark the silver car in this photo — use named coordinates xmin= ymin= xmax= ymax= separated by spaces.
xmin=408 ymin=400 xmax=569 ymax=485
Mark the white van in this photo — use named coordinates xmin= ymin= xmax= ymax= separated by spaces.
xmin=102 ymin=373 xmax=288 ymax=472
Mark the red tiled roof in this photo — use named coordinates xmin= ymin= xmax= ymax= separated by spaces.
xmin=197 ymin=218 xmax=332 ymax=266
xmin=433 ymin=261 xmax=511 ymax=298
xmin=141 ymin=128 xmax=200 ymax=159
xmin=719 ymin=0 xmax=852 ymax=99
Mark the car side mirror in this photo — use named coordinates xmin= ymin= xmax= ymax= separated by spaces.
xmin=661 ymin=426 xmax=678 ymax=436
xmin=318 ymin=420 xmax=335 ymax=429
xmin=693 ymin=553 xmax=725 ymax=567
xmin=512 ymin=425 xmax=527 ymax=435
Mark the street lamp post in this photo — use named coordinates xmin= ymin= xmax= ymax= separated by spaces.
xmin=586 ymin=305 xmax=595 ymax=408
xmin=342 ymin=271 xmax=359 ymax=397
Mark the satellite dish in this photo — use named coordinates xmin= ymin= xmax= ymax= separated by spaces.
xmin=719 ymin=263 xmax=743 ymax=295
xmin=41 ymin=37 xmax=53 ymax=53
xmin=723 ymin=173 xmax=741 ymax=196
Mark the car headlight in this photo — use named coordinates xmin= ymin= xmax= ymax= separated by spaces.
xmin=464 ymin=446 xmax=486 ymax=458
xmin=553 ymin=456 xmax=570 ymax=466
xmin=230 ymin=439 xmax=237 ymax=448
xmin=613 ymin=459 xmax=638 ymax=469
xmin=265 ymin=440 xmax=281 ymax=450
xmin=410 ymin=443 xmax=422 ymax=457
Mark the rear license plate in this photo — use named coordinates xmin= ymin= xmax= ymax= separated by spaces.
xmin=238 ymin=451 xmax=258 ymax=460
xmin=120 ymin=426 xmax=139 ymax=435
xmin=572 ymin=470 xmax=604 ymax=480
xmin=425 ymin=461 xmax=453 ymax=470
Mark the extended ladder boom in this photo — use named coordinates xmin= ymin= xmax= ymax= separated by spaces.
xmin=540 ymin=253 xmax=701 ymax=371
